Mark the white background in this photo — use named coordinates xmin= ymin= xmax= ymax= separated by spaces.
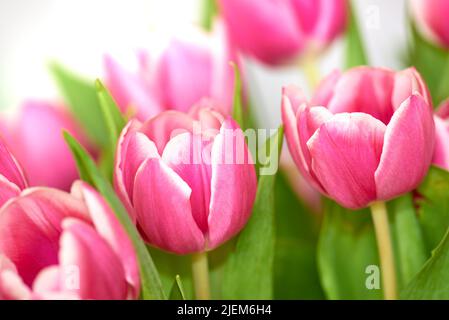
xmin=0 ymin=0 xmax=409 ymax=128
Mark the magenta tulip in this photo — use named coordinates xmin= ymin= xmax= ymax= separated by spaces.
xmin=282 ymin=67 xmax=435 ymax=209
xmin=114 ymin=107 xmax=257 ymax=254
xmin=0 ymin=138 xmax=27 ymax=207
xmin=2 ymin=101 xmax=89 ymax=191
xmin=104 ymin=22 xmax=236 ymax=120
xmin=0 ymin=181 xmax=140 ymax=300
xmin=217 ymin=0 xmax=347 ymax=65
xmin=411 ymin=0 xmax=449 ymax=49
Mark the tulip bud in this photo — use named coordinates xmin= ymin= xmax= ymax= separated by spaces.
xmin=0 ymin=181 xmax=140 ymax=300
xmin=0 ymin=137 xmax=27 ymax=207
xmin=104 ymin=21 xmax=236 ymax=120
xmin=411 ymin=0 xmax=449 ymax=49
xmin=282 ymin=67 xmax=435 ymax=209
xmin=217 ymin=0 xmax=348 ymax=65
xmin=114 ymin=107 xmax=257 ymax=254
xmin=433 ymin=99 xmax=449 ymax=169
xmin=2 ymin=101 xmax=89 ymax=191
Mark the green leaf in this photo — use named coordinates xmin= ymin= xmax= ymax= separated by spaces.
xmin=200 ymin=0 xmax=218 ymax=31
xmin=169 ymin=275 xmax=186 ymax=300
xmin=406 ymin=23 xmax=449 ymax=106
xmin=231 ymin=62 xmax=244 ymax=129
xmin=387 ymin=194 xmax=427 ymax=289
xmin=63 ymin=132 xmax=166 ymax=300
xmin=416 ymin=166 xmax=449 ymax=253
xmin=318 ymin=200 xmax=382 ymax=300
xmin=274 ymin=172 xmax=324 ymax=299
xmin=345 ymin=0 xmax=368 ymax=69
xmin=222 ymin=127 xmax=283 ymax=299
xmin=49 ymin=62 xmax=108 ymax=147
xmin=96 ymin=79 xmax=126 ymax=149
xmin=402 ymin=228 xmax=449 ymax=299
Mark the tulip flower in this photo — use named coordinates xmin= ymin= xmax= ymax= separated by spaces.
xmin=0 ymin=181 xmax=140 ymax=300
xmin=282 ymin=66 xmax=435 ymax=300
xmin=411 ymin=0 xmax=449 ymax=49
xmin=114 ymin=107 xmax=257 ymax=255
xmin=217 ymin=0 xmax=347 ymax=65
xmin=433 ymin=99 xmax=449 ymax=168
xmin=104 ymin=21 xmax=236 ymax=120
xmin=0 ymin=138 xmax=27 ymax=207
xmin=1 ymin=101 xmax=89 ymax=191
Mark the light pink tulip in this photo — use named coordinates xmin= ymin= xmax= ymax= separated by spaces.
xmin=114 ymin=107 xmax=257 ymax=254
xmin=0 ymin=181 xmax=140 ymax=300
xmin=282 ymin=67 xmax=435 ymax=209
xmin=0 ymin=138 xmax=28 ymax=207
xmin=217 ymin=0 xmax=347 ymax=65
xmin=2 ymin=101 xmax=89 ymax=191
xmin=411 ymin=0 xmax=449 ymax=49
xmin=104 ymin=22 xmax=236 ymax=120
xmin=433 ymin=99 xmax=449 ymax=168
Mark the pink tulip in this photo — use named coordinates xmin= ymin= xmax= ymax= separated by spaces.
xmin=1 ymin=101 xmax=89 ymax=191
xmin=411 ymin=0 xmax=449 ymax=49
xmin=282 ymin=67 xmax=435 ymax=209
xmin=0 ymin=138 xmax=28 ymax=207
xmin=217 ymin=0 xmax=347 ymax=65
xmin=104 ymin=21 xmax=236 ymax=120
xmin=114 ymin=107 xmax=257 ymax=254
xmin=433 ymin=99 xmax=449 ymax=168
xmin=0 ymin=181 xmax=140 ymax=300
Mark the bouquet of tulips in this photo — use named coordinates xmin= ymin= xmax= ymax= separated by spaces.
xmin=1 ymin=0 xmax=449 ymax=301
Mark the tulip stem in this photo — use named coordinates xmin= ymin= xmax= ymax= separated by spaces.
xmin=301 ymin=51 xmax=321 ymax=90
xmin=370 ymin=201 xmax=397 ymax=300
xmin=192 ymin=252 xmax=211 ymax=300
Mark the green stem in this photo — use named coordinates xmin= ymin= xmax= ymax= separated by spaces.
xmin=192 ymin=252 xmax=211 ymax=300
xmin=301 ymin=51 xmax=321 ymax=91
xmin=370 ymin=201 xmax=397 ymax=300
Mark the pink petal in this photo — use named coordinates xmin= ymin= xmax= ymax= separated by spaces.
xmin=0 ymin=269 xmax=31 ymax=300
xmin=162 ymin=132 xmax=212 ymax=233
xmin=326 ymin=67 xmax=396 ymax=124
xmin=375 ymin=94 xmax=435 ymax=200
xmin=432 ymin=116 xmax=449 ymax=169
xmin=71 ymin=182 xmax=140 ymax=298
xmin=132 ymin=158 xmax=205 ymax=254
xmin=104 ymin=54 xmax=162 ymax=120
xmin=311 ymin=69 xmax=341 ymax=106
xmin=59 ymin=218 xmax=128 ymax=300
xmin=0 ymin=174 xmax=22 ymax=207
xmin=156 ymin=38 xmax=213 ymax=112
xmin=218 ymin=0 xmax=305 ymax=65
xmin=139 ymin=111 xmax=195 ymax=154
xmin=0 ymin=188 xmax=88 ymax=286
xmin=208 ymin=118 xmax=257 ymax=249
xmin=308 ymin=113 xmax=386 ymax=209
xmin=114 ymin=120 xmax=143 ymax=219
xmin=392 ymin=67 xmax=432 ymax=109
xmin=0 ymin=137 xmax=27 ymax=190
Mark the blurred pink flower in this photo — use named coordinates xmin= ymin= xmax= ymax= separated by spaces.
xmin=433 ymin=99 xmax=449 ymax=168
xmin=0 ymin=138 xmax=27 ymax=207
xmin=0 ymin=181 xmax=140 ymax=300
xmin=411 ymin=0 xmax=449 ymax=49
xmin=1 ymin=101 xmax=89 ymax=191
xmin=114 ymin=107 xmax=257 ymax=254
xmin=217 ymin=0 xmax=348 ymax=65
xmin=282 ymin=67 xmax=435 ymax=209
xmin=104 ymin=21 xmax=237 ymax=120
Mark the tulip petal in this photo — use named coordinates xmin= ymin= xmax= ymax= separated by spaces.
xmin=139 ymin=111 xmax=194 ymax=154
xmin=392 ymin=67 xmax=432 ymax=109
xmin=59 ymin=218 xmax=127 ymax=300
xmin=375 ymin=94 xmax=435 ymax=200
xmin=0 ymin=188 xmax=88 ymax=286
xmin=104 ymin=54 xmax=162 ymax=120
xmin=307 ymin=113 xmax=386 ymax=209
xmin=208 ymin=119 xmax=257 ymax=249
xmin=0 ymin=174 xmax=21 ymax=207
xmin=133 ymin=158 xmax=205 ymax=254
xmin=162 ymin=132 xmax=212 ymax=233
xmin=432 ymin=116 xmax=449 ymax=169
xmin=311 ymin=69 xmax=341 ymax=106
xmin=0 ymin=269 xmax=31 ymax=300
xmin=0 ymin=138 xmax=27 ymax=190
xmin=326 ymin=67 xmax=395 ymax=124
xmin=72 ymin=182 xmax=140 ymax=298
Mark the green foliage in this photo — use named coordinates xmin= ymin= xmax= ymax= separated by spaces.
xmin=345 ymin=0 xmax=369 ymax=69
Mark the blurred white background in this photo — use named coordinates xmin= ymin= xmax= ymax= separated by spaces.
xmin=0 ymin=0 xmax=409 ymax=128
